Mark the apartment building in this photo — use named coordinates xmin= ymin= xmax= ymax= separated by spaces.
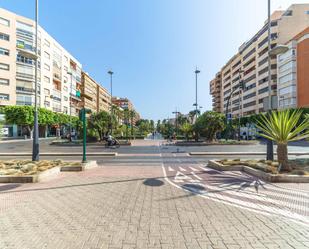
xmin=0 ymin=8 xmax=84 ymax=136
xmin=112 ymin=97 xmax=141 ymax=125
xmin=97 ymin=84 xmax=111 ymax=113
xmin=277 ymin=27 xmax=309 ymax=109
xmin=209 ymin=72 xmax=221 ymax=112
xmin=81 ymin=72 xmax=98 ymax=114
xmin=210 ymin=4 xmax=309 ymax=118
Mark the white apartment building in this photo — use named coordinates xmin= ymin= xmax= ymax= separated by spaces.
xmin=210 ymin=4 xmax=309 ymax=118
xmin=0 ymin=8 xmax=82 ymax=136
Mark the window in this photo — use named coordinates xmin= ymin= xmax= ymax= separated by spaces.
xmin=0 ymin=93 xmax=9 ymax=101
xmin=258 ymin=87 xmax=268 ymax=94
xmin=0 ymin=17 xmax=10 ymax=27
xmin=243 ymin=101 xmax=256 ymax=108
xmin=0 ymin=47 xmax=9 ymax=56
xmin=63 ymin=76 xmax=68 ymax=83
xmin=44 ymin=101 xmax=50 ymax=107
xmin=279 ymin=74 xmax=295 ymax=84
xmin=64 ymin=66 xmax=68 ymax=71
xmin=283 ymin=10 xmax=293 ymax=16
xmin=63 ymin=86 xmax=68 ymax=92
xmin=44 ymin=51 xmax=50 ymax=59
xmin=64 ymin=96 xmax=68 ymax=101
xmin=243 ymin=92 xmax=256 ymax=100
xmin=0 ymin=33 xmax=9 ymax=41
xmin=44 ymin=39 xmax=50 ymax=47
xmin=0 ymin=63 xmax=9 ymax=71
xmin=63 ymin=106 xmax=68 ymax=114
xmin=17 ymin=55 xmax=35 ymax=65
xmin=44 ymin=76 xmax=50 ymax=83
xmin=0 ymin=78 xmax=9 ymax=85
xmin=44 ymin=63 xmax=50 ymax=71
xmin=44 ymin=88 xmax=50 ymax=95
xmin=279 ymin=86 xmax=296 ymax=95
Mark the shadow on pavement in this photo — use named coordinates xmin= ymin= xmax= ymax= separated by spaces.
xmin=143 ymin=178 xmax=164 ymax=187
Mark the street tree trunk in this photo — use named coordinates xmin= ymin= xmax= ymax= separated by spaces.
xmin=277 ymin=143 xmax=291 ymax=172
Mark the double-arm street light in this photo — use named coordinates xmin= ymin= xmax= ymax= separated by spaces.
xmin=194 ymin=68 xmax=200 ymax=141
xmin=108 ymin=70 xmax=114 ymax=135
xmin=32 ymin=0 xmax=39 ymax=161
xmin=172 ymin=110 xmax=180 ymax=137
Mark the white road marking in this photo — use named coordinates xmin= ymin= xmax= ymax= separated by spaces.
xmin=161 ymin=164 xmax=309 ymax=227
xmin=191 ymin=171 xmax=202 ymax=180
xmin=168 ymin=166 xmax=175 ymax=172
xmin=179 ymin=167 xmax=186 ymax=172
xmin=189 ymin=166 xmax=199 ymax=172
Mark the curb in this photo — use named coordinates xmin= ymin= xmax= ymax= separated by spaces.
xmin=0 ymin=152 xmax=117 ymax=157
xmin=208 ymin=160 xmax=309 ymax=183
xmin=189 ymin=152 xmax=309 ymax=156
xmin=0 ymin=161 xmax=98 ymax=183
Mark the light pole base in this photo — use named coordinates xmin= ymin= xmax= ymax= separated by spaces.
xmin=266 ymin=139 xmax=274 ymax=161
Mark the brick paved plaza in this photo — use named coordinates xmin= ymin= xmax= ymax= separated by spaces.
xmin=0 ymin=140 xmax=308 ymax=249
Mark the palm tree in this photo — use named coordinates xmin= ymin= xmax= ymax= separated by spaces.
xmin=181 ymin=122 xmax=192 ymax=141
xmin=255 ymin=109 xmax=309 ymax=172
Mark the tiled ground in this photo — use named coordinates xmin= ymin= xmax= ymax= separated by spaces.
xmin=0 ymin=164 xmax=308 ymax=249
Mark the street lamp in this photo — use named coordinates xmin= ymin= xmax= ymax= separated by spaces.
xmin=108 ymin=70 xmax=114 ymax=135
xmin=172 ymin=110 xmax=180 ymax=138
xmin=194 ymin=68 xmax=200 ymax=142
xmin=266 ymin=0 xmax=276 ymax=161
xmin=32 ymin=0 xmax=39 ymax=161
xmin=67 ymin=71 xmax=73 ymax=141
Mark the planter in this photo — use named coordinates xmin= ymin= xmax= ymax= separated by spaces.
xmin=208 ymin=160 xmax=309 ymax=183
xmin=0 ymin=160 xmax=97 ymax=183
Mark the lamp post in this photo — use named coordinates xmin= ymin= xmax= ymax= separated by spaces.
xmin=172 ymin=110 xmax=180 ymax=138
xmin=67 ymin=71 xmax=73 ymax=141
xmin=194 ymin=68 xmax=200 ymax=142
xmin=108 ymin=70 xmax=113 ymax=135
xmin=32 ymin=0 xmax=39 ymax=161
xmin=265 ymin=0 xmax=274 ymax=161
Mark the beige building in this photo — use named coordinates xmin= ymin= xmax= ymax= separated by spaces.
xmin=81 ymin=72 xmax=98 ymax=114
xmin=0 ymin=8 xmax=82 ymax=116
xmin=210 ymin=4 xmax=309 ymax=118
xmin=112 ymin=97 xmax=141 ymax=125
xmin=97 ymin=84 xmax=111 ymax=113
xmin=209 ymin=72 xmax=221 ymax=112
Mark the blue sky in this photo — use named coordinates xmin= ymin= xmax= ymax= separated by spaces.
xmin=1 ymin=0 xmax=307 ymax=120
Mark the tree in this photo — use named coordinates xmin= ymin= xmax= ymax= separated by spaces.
xmin=255 ymin=109 xmax=309 ymax=172
xmin=180 ymin=122 xmax=192 ymax=141
xmin=4 ymin=106 xmax=34 ymax=137
xmin=194 ymin=111 xmax=225 ymax=142
xmin=88 ymin=111 xmax=110 ymax=141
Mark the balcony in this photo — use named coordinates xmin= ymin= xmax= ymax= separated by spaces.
xmin=52 ymin=89 xmax=61 ymax=102
xmin=16 ymin=86 xmax=34 ymax=94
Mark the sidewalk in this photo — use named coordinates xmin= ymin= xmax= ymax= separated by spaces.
xmin=0 ymin=137 xmax=55 ymax=144
xmin=0 ymin=166 xmax=308 ymax=249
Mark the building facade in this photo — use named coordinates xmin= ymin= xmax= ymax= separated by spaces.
xmin=210 ymin=4 xmax=309 ymax=118
xmin=0 ymin=8 xmax=82 ymax=117
xmin=112 ymin=97 xmax=141 ymax=125
xmin=277 ymin=27 xmax=309 ymax=109
xmin=97 ymin=84 xmax=111 ymax=113
xmin=81 ymin=72 xmax=98 ymax=114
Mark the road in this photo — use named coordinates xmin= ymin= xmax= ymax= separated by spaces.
xmin=0 ymin=140 xmax=308 ymax=248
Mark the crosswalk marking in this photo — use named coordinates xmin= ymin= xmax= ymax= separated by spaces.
xmin=179 ymin=167 xmax=186 ymax=172
xmin=168 ymin=166 xmax=175 ymax=172
xmin=191 ymin=171 xmax=202 ymax=180
xmin=189 ymin=167 xmax=199 ymax=172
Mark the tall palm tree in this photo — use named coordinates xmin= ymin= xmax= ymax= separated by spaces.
xmin=255 ymin=109 xmax=309 ymax=172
